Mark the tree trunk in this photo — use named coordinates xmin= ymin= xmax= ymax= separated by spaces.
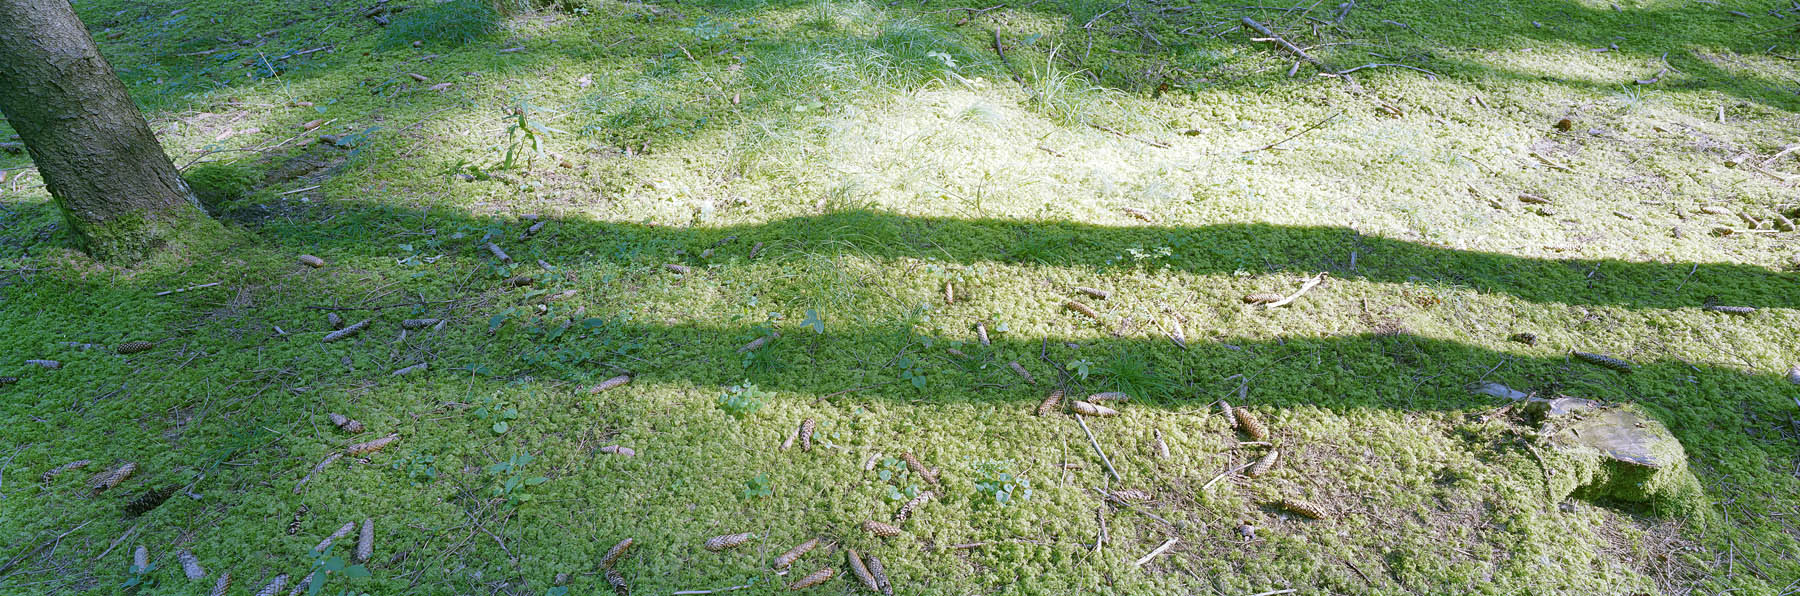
xmin=0 ymin=0 xmax=213 ymax=261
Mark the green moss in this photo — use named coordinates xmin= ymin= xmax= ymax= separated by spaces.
xmin=3 ymin=0 xmax=1797 ymax=593
xmin=378 ymin=0 xmax=500 ymax=51
xmin=183 ymin=161 xmax=257 ymax=207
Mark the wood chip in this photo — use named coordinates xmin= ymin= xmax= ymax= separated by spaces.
xmin=391 ymin=363 xmax=428 ymax=376
xmin=24 ymin=359 xmax=60 ymax=369
xmin=666 ymin=263 xmax=691 ymax=274
xmin=598 ymin=445 xmax=637 ymax=457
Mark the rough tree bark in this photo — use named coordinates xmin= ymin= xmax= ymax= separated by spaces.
xmin=0 ymin=0 xmax=214 ymax=261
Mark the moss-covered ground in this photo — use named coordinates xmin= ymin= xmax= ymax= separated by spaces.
xmin=3 ymin=0 xmax=1799 ymax=593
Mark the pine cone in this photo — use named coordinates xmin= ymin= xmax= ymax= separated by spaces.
xmin=1069 ymin=401 xmax=1119 ymax=417
xmin=1571 ymin=351 xmax=1634 ymax=373
xmin=327 ymin=313 xmax=345 ymax=329
xmin=1109 ymin=489 xmax=1152 ymax=503
xmin=298 ymin=254 xmax=326 ymax=268
xmin=1234 ymin=409 xmax=1267 ymax=441
xmin=400 ymin=318 xmax=441 ymax=329
xmin=132 ymin=545 xmax=148 ymax=572
xmin=944 ymin=281 xmax=955 ymax=305
xmin=210 ymin=572 xmax=232 ymax=596
xmin=1064 ymin=300 xmax=1099 ymax=320
xmin=788 ymin=567 xmax=833 ymax=590
xmin=92 ymin=462 xmax=136 ymax=491
xmin=1076 ymin=286 xmax=1110 ymax=299
xmin=178 ymin=549 xmax=205 ymax=580
xmin=665 ymin=263 xmax=690 ymax=274
xmin=862 ymin=520 xmax=901 ymax=537
xmin=255 ymin=574 xmax=288 ymax=596
xmin=345 ymin=434 xmax=398 ymax=456
xmin=602 ymin=538 xmax=635 ymax=569
xmin=116 ymin=341 xmax=155 ymax=354
xmin=24 ymin=359 xmax=60 ymax=369
xmin=894 ymin=491 xmax=932 ymax=523
xmin=314 ymin=521 xmax=356 ymax=553
xmin=124 ymin=485 xmax=175 ymax=517
xmin=41 ymin=459 xmax=89 ymax=484
xmin=865 ymin=556 xmax=892 ymax=596
xmin=772 ymin=537 xmax=818 ymax=570
xmin=900 ymin=452 xmax=937 ymax=486
xmin=1248 ymin=449 xmax=1280 ymax=478
xmin=321 ymin=319 xmax=371 ymax=343
xmin=590 ymin=374 xmax=632 ymax=393
xmin=847 ymin=549 xmax=879 ymax=592
xmin=506 ymin=275 xmax=534 ymax=287
xmin=975 ymin=321 xmax=989 ymax=346
xmin=1279 ymin=498 xmax=1328 ymax=520
xmin=1152 ymin=429 xmax=1170 ymax=459
xmin=704 ymin=532 xmax=754 ymax=551
xmin=1087 ymin=392 xmax=1130 ymax=401
xmin=799 ymin=418 xmax=816 ymax=451
xmin=328 ymin=413 xmax=364 ymax=433
xmin=1008 ymin=361 xmax=1034 ymax=385
xmin=605 ymin=568 xmax=629 ymax=596
xmin=1035 ymin=390 xmax=1064 ymax=416
xmin=356 ymin=519 xmax=374 ymax=563
xmin=1703 ymin=303 xmax=1756 ymax=314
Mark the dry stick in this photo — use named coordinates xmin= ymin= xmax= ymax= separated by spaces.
xmin=1134 ymin=538 xmax=1179 ymax=566
xmin=1264 ymin=273 xmax=1326 ymax=308
xmin=0 ymin=520 xmax=92 ymax=576
xmin=1201 ymin=461 xmax=1257 ymax=491
xmin=1241 ymin=17 xmax=1363 ymax=93
xmin=1338 ymin=63 xmax=1439 ymax=79
xmin=154 ymin=281 xmax=222 ymax=296
xmin=1245 ymin=110 xmax=1343 ymax=153
xmin=1074 ymin=414 xmax=1122 ymax=482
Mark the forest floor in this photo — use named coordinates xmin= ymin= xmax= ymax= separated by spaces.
xmin=2 ymin=0 xmax=1800 ymax=594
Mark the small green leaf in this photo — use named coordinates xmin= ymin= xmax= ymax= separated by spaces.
xmin=525 ymin=476 xmax=548 ymax=486
xmin=492 ymin=421 xmax=509 ymax=434
xmin=344 ymin=565 xmax=372 ymax=578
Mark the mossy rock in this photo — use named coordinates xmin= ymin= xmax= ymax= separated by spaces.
xmin=183 ymin=161 xmax=257 ymax=207
xmin=1537 ymin=403 xmax=1706 ymax=518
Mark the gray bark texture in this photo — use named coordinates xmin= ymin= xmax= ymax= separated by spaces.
xmin=0 ymin=0 xmax=211 ymax=260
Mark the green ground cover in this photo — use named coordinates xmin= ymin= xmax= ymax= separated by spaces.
xmin=2 ymin=0 xmax=1798 ymax=593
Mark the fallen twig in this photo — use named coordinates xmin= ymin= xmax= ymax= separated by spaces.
xmin=1241 ymin=17 xmax=1363 ymax=92
xmin=1134 ymin=537 xmax=1179 ymax=566
xmin=154 ymin=281 xmax=222 ymax=297
xmin=1335 ymin=63 xmax=1439 ymax=80
xmin=1264 ymin=273 xmax=1326 ymax=308
xmin=1246 ymin=110 xmax=1343 ymax=153
xmin=1074 ymin=414 xmax=1122 ymax=482
xmin=1088 ymin=122 xmax=1171 ymax=148
xmin=1201 ymin=461 xmax=1257 ymax=491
